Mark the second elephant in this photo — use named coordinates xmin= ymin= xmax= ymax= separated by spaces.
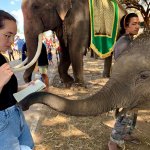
xmin=22 ymin=0 xmax=125 ymax=86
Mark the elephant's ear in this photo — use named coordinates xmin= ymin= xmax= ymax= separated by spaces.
xmin=56 ymin=0 xmax=72 ymax=20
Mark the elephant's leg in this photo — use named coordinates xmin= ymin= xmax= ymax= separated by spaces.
xmin=103 ymin=54 xmax=113 ymax=78
xmin=58 ymin=47 xmax=74 ymax=87
xmin=90 ymin=49 xmax=94 ymax=58
xmin=69 ymin=29 xmax=89 ymax=86
xmin=69 ymin=45 xmax=84 ymax=85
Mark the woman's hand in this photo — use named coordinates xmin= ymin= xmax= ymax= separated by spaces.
xmin=18 ymin=80 xmax=35 ymax=91
xmin=0 ymin=63 xmax=13 ymax=92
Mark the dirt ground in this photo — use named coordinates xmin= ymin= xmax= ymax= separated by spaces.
xmin=33 ymin=53 xmax=150 ymax=150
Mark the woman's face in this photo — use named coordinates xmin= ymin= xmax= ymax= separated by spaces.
xmin=0 ymin=19 xmax=17 ymax=52
xmin=125 ymin=17 xmax=140 ymax=36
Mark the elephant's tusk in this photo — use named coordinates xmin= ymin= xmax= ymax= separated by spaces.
xmin=12 ymin=33 xmax=43 ymax=72
xmin=13 ymin=57 xmax=28 ymax=69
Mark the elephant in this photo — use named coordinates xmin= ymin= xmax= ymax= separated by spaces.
xmin=21 ymin=0 xmax=125 ymax=87
xmin=19 ymin=31 xmax=150 ymax=116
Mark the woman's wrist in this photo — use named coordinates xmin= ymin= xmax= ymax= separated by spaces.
xmin=18 ymin=83 xmax=29 ymax=91
xmin=18 ymin=81 xmax=35 ymax=91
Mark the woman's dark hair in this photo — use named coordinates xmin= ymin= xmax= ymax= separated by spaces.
xmin=0 ymin=10 xmax=16 ymax=29
xmin=119 ymin=13 xmax=138 ymax=38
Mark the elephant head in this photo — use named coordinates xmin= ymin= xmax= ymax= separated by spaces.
xmin=19 ymin=31 xmax=150 ymax=116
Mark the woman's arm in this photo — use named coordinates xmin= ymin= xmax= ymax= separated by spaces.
xmin=0 ymin=63 xmax=13 ymax=93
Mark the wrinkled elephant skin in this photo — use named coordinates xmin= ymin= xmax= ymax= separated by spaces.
xmin=19 ymin=32 xmax=150 ymax=116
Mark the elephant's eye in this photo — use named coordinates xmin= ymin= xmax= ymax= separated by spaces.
xmin=140 ymin=71 xmax=150 ymax=79
xmin=32 ymin=4 xmax=40 ymax=10
xmin=135 ymin=71 xmax=150 ymax=85
xmin=140 ymin=74 xmax=148 ymax=79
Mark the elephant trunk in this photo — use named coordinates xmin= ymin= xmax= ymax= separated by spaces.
xmin=19 ymin=79 xmax=123 ymax=116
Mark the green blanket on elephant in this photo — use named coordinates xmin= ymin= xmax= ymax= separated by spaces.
xmin=89 ymin=0 xmax=119 ymax=58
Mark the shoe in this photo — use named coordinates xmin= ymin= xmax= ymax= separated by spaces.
xmin=108 ymin=141 xmax=118 ymax=150
xmin=123 ymin=135 xmax=141 ymax=144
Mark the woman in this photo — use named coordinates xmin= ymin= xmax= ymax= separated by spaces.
xmin=108 ymin=13 xmax=140 ymax=150
xmin=0 ymin=10 xmax=34 ymax=150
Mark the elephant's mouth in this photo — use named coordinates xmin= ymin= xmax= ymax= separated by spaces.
xmin=40 ymin=16 xmax=57 ymax=31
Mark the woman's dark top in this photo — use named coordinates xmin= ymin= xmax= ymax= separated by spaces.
xmin=0 ymin=53 xmax=18 ymax=110
xmin=38 ymin=44 xmax=48 ymax=66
